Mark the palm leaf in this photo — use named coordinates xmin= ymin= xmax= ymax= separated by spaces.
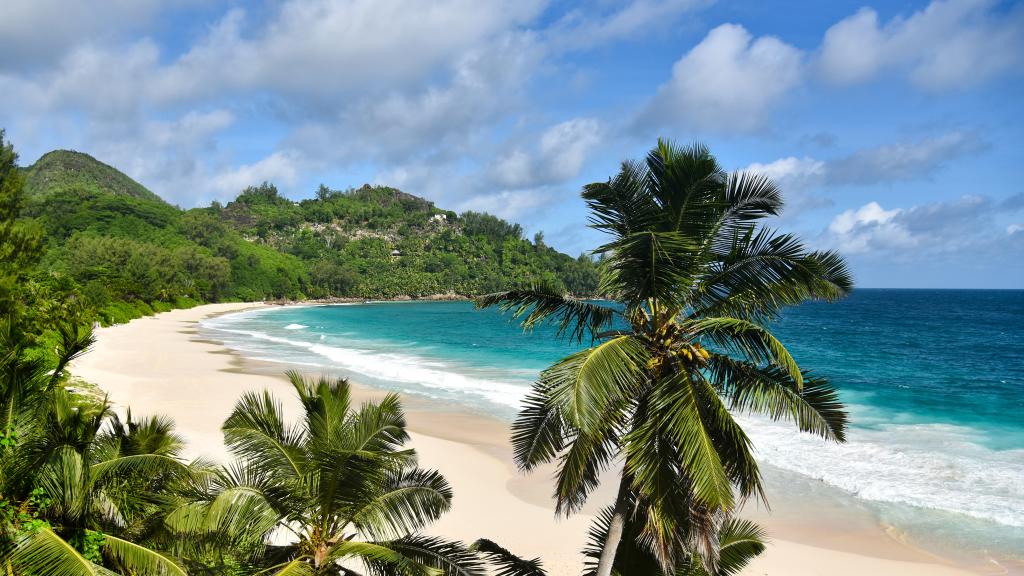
xmin=328 ymin=540 xmax=439 ymax=576
xmin=541 ymin=335 xmax=647 ymax=431
xmin=714 ymin=518 xmax=767 ymax=576
xmin=709 ymin=355 xmax=847 ymax=441
xmin=476 ymin=287 xmax=617 ymax=343
xmin=259 ymin=558 xmax=316 ymax=576
xmin=102 ymin=533 xmax=187 ymax=576
xmin=385 ymin=535 xmax=485 ymax=576
xmin=510 ymin=385 xmax=564 ymax=472
xmin=350 ymin=468 xmax=453 ymax=539
xmin=7 ymin=527 xmax=99 ymax=576
xmin=627 ymin=372 xmax=733 ymax=512
xmin=688 ymin=317 xmax=803 ymax=389
xmin=470 ymin=538 xmax=546 ymax=576
xmin=223 ymin=390 xmax=307 ymax=479
xmin=90 ymin=453 xmax=192 ymax=483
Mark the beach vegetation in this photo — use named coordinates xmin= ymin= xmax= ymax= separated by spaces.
xmin=0 ymin=319 xmax=196 ymax=575
xmin=165 ymin=371 xmax=482 ymax=575
xmin=478 ymin=139 xmax=852 ymax=575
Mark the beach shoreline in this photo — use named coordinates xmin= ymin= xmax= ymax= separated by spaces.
xmin=70 ymin=302 xmax=991 ymax=576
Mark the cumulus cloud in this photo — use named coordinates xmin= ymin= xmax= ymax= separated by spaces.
xmin=638 ymin=24 xmax=803 ymax=133
xmin=824 ymin=194 xmax=1023 ymax=256
xmin=158 ymin=0 xmax=546 ymax=105
xmin=745 ymin=131 xmax=984 ymax=190
xmin=818 ymin=0 xmax=1024 ymax=89
xmin=490 ymin=118 xmax=603 ymax=189
xmin=827 ymin=131 xmax=986 ymax=185
xmin=828 ymin=201 xmax=914 ymax=253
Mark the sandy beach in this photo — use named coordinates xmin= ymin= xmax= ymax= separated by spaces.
xmin=70 ymin=303 xmax=986 ymax=576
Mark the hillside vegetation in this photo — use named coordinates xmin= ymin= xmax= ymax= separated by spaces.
xmin=20 ymin=149 xmax=599 ymax=325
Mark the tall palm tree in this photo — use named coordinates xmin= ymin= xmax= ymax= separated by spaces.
xmin=1 ymin=321 xmax=195 ymax=575
xmin=478 ymin=140 xmax=852 ymax=576
xmin=167 ymin=371 xmax=482 ymax=576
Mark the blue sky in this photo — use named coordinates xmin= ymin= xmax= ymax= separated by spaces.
xmin=1 ymin=0 xmax=1022 ymax=288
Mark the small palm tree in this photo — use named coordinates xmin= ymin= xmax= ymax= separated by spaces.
xmin=1 ymin=321 xmax=194 ymax=575
xmin=168 ymin=371 xmax=482 ymax=575
xmin=479 ymin=140 xmax=852 ymax=575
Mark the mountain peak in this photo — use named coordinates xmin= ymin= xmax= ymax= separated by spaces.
xmin=24 ymin=149 xmax=166 ymax=204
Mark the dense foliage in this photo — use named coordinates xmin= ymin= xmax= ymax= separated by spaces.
xmin=16 ymin=147 xmax=598 ymax=327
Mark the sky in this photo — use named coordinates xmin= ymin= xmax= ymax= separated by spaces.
xmin=1 ymin=0 xmax=1022 ymax=288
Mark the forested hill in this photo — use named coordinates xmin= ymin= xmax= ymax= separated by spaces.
xmin=21 ymin=149 xmax=599 ymax=324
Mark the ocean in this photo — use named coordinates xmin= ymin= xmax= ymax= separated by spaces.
xmin=200 ymin=289 xmax=1024 ymax=565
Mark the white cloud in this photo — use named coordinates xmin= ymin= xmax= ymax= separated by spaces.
xmin=824 ymin=195 xmax=1018 ymax=256
xmin=548 ymin=0 xmax=712 ymax=51
xmin=744 ymin=156 xmax=826 ymax=188
xmin=639 ymin=23 xmax=803 ymax=133
xmin=209 ymin=152 xmax=302 ymax=199
xmin=1009 ymin=224 xmax=1023 ymax=235
xmin=818 ymin=0 xmax=1024 ymax=90
xmin=492 ymin=118 xmax=603 ymax=188
xmin=456 ymin=189 xmax=553 ymax=220
xmin=827 ymin=131 xmax=985 ymax=185
xmin=159 ymin=0 xmax=547 ymax=104
xmin=827 ymin=202 xmax=915 ymax=253
xmin=743 ymin=131 xmax=984 ymax=193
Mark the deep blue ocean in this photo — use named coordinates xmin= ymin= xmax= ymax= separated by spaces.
xmin=202 ymin=290 xmax=1024 ymax=560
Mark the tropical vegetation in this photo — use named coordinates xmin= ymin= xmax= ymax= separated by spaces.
xmin=478 ymin=140 xmax=852 ymax=576
xmin=165 ymin=371 xmax=483 ymax=575
xmin=14 ymin=145 xmax=597 ymax=334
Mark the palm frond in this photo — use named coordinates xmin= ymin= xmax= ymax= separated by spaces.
xmin=709 ymin=355 xmax=847 ymax=442
xmin=713 ymin=518 xmax=767 ymax=576
xmin=48 ymin=322 xmax=95 ymax=389
xmin=627 ymin=372 xmax=733 ymax=512
xmin=510 ymin=385 xmax=564 ymax=472
xmin=470 ymin=539 xmax=546 ymax=576
xmin=223 ymin=390 xmax=307 ymax=479
xmin=597 ymin=230 xmax=699 ymax=314
xmin=541 ymin=335 xmax=648 ymax=432
xmin=7 ymin=527 xmax=99 ymax=576
xmin=90 ymin=453 xmax=191 ymax=483
xmin=102 ymin=533 xmax=187 ymax=576
xmin=582 ymin=158 xmax=657 ymax=238
xmin=328 ymin=540 xmax=437 ymax=576
xmin=350 ymin=467 xmax=453 ymax=539
xmin=688 ymin=317 xmax=803 ymax=389
xmin=475 ymin=287 xmax=617 ymax=344
xmin=385 ymin=535 xmax=485 ymax=576
xmin=259 ymin=558 xmax=315 ymax=576
xmin=695 ymin=228 xmax=852 ymax=321
xmin=554 ymin=422 xmax=620 ymax=515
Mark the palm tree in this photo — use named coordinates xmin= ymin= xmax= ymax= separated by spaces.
xmin=471 ymin=513 xmax=765 ymax=576
xmin=167 ymin=371 xmax=482 ymax=575
xmin=581 ymin=507 xmax=766 ymax=575
xmin=478 ymin=140 xmax=852 ymax=576
xmin=1 ymin=321 xmax=195 ymax=575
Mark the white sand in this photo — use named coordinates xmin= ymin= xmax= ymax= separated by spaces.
xmin=70 ymin=303 xmax=982 ymax=576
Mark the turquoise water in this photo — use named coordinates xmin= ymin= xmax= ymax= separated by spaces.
xmin=202 ymin=290 xmax=1024 ymax=560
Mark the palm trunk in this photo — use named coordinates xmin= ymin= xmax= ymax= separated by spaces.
xmin=595 ymin=472 xmax=631 ymax=576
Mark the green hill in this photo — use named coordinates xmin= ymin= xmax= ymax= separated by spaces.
xmin=24 ymin=150 xmax=166 ymax=204
xmin=21 ymin=150 xmax=598 ymax=325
